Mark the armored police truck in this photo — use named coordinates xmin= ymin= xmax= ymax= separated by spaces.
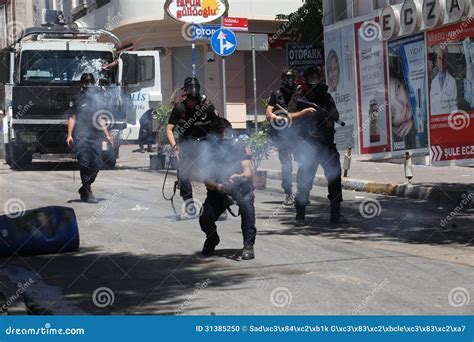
xmin=0 ymin=22 xmax=161 ymax=170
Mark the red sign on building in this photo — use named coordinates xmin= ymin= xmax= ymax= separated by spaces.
xmin=223 ymin=17 xmax=248 ymax=31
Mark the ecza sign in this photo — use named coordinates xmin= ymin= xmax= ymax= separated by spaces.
xmin=381 ymin=0 xmax=471 ymax=40
xmin=287 ymin=43 xmax=324 ymax=70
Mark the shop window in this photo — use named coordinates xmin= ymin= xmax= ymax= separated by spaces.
xmin=354 ymin=0 xmax=373 ymax=16
xmin=374 ymin=0 xmax=388 ymax=9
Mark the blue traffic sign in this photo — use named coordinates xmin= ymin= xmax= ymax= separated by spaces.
xmin=210 ymin=28 xmax=238 ymax=57
xmin=193 ymin=24 xmax=220 ymax=40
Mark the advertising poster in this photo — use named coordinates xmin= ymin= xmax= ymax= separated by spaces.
xmin=427 ymin=20 xmax=474 ymax=163
xmin=388 ymin=34 xmax=428 ymax=152
xmin=324 ymin=25 xmax=358 ymax=151
xmin=355 ymin=19 xmax=391 ymax=154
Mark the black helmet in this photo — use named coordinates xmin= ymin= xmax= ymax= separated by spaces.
xmin=80 ymin=73 xmax=95 ymax=88
xmin=281 ymin=67 xmax=297 ymax=92
xmin=213 ymin=117 xmax=234 ymax=140
xmin=183 ymin=77 xmax=201 ymax=101
xmin=303 ymin=67 xmax=320 ymax=87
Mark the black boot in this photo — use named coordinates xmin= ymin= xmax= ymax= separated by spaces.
xmin=202 ymin=232 xmax=220 ymax=257
xmin=84 ymin=184 xmax=98 ymax=204
xmin=78 ymin=185 xmax=88 ymax=201
xmin=329 ymin=201 xmax=342 ymax=224
xmin=294 ymin=206 xmax=307 ymax=227
xmin=241 ymin=244 xmax=255 ymax=260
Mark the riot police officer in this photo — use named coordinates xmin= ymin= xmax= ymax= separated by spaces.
xmin=266 ymin=68 xmax=298 ymax=205
xmin=66 ymin=73 xmax=114 ymax=203
xmin=288 ymin=67 xmax=343 ymax=226
xmin=199 ymin=118 xmax=256 ymax=260
xmin=166 ymin=77 xmax=220 ymax=208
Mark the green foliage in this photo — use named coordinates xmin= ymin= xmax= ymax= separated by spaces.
xmin=152 ymin=103 xmax=174 ymax=147
xmin=246 ymin=121 xmax=272 ymax=170
xmin=279 ymin=0 xmax=323 ymax=44
xmin=260 ymin=96 xmax=270 ymax=109
xmin=153 ymin=103 xmax=173 ymax=129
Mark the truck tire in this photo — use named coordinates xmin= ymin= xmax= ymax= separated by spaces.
xmin=7 ymin=144 xmax=32 ymax=170
xmin=5 ymin=144 xmax=12 ymax=166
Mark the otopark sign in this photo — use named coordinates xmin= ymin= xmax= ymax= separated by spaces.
xmin=380 ymin=0 xmax=471 ymax=40
xmin=165 ymin=0 xmax=228 ymax=23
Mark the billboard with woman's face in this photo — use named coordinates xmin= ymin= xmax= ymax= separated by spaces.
xmin=388 ymin=34 xmax=428 ymax=151
xmin=324 ymin=25 xmax=358 ymax=151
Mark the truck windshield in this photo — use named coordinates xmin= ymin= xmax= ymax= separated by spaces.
xmin=20 ymin=50 xmax=115 ymax=86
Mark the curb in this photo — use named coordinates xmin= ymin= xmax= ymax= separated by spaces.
xmin=265 ymin=169 xmax=469 ymax=203
xmin=139 ymin=166 xmax=469 ymax=204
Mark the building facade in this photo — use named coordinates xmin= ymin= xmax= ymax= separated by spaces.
xmin=63 ymin=0 xmax=300 ymax=129
xmin=324 ymin=0 xmax=474 ymax=165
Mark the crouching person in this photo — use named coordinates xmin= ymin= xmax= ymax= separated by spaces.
xmin=199 ymin=118 xmax=257 ymax=260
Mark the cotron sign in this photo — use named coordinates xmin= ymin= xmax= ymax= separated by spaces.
xmin=165 ymin=0 xmax=228 ymax=24
xmin=380 ymin=0 xmax=471 ymax=40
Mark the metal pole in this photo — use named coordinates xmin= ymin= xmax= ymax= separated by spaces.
xmin=252 ymin=34 xmax=258 ymax=131
xmin=192 ymin=22 xmax=196 ymax=78
xmin=220 ymin=17 xmax=227 ymax=118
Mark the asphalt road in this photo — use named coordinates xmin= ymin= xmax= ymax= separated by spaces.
xmin=0 ymin=150 xmax=473 ymax=315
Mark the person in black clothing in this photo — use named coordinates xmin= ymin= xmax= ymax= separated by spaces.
xmin=166 ymin=77 xmax=220 ymax=208
xmin=199 ymin=118 xmax=256 ymax=260
xmin=287 ymin=67 xmax=343 ymax=226
xmin=266 ymin=68 xmax=298 ymax=206
xmin=138 ymin=108 xmax=156 ymax=153
xmin=66 ymin=73 xmax=114 ymax=203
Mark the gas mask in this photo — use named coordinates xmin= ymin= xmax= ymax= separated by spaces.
xmin=80 ymin=73 xmax=95 ymax=90
xmin=184 ymin=80 xmax=201 ymax=102
xmin=281 ymin=71 xmax=297 ymax=94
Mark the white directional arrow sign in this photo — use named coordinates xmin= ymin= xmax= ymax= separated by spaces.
xmin=217 ymin=31 xmax=234 ymax=54
xmin=211 ymin=28 xmax=238 ymax=57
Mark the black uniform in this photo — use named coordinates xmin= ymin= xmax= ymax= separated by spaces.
xmin=268 ymin=88 xmax=296 ymax=195
xmin=139 ymin=108 xmax=156 ymax=149
xmin=168 ymin=95 xmax=219 ymax=200
xmin=199 ymin=137 xmax=257 ymax=247
xmin=67 ymin=88 xmax=105 ymax=187
xmin=288 ymin=83 xmax=343 ymax=222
